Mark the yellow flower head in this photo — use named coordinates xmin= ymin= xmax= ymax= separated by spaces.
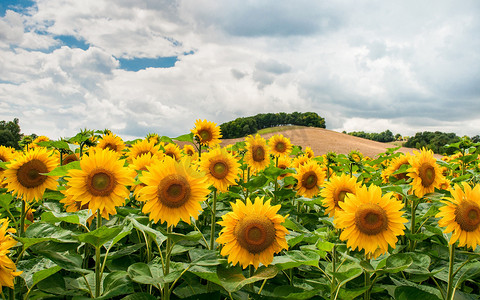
xmin=294 ymin=160 xmax=325 ymax=198
xmin=381 ymin=153 xmax=411 ymax=183
xmin=138 ymin=156 xmax=210 ymax=226
xmin=163 ymin=143 xmax=182 ymax=161
xmin=407 ymin=148 xmax=444 ymax=198
xmin=191 ymin=119 xmax=222 ymax=147
xmin=97 ymin=133 xmax=126 ymax=154
xmin=63 ymin=148 xmax=135 ymax=219
xmin=0 ymin=219 xmax=22 ymax=288
xmin=127 ymin=139 xmax=161 ymax=163
xmin=436 ymin=183 xmax=480 ymax=250
xmin=268 ymin=134 xmax=292 ymax=157
xmin=334 ymin=184 xmax=407 ymax=258
xmin=4 ymin=147 xmax=59 ymax=202
xmin=217 ymin=197 xmax=289 ymax=269
xmin=321 ymin=173 xmax=360 ymax=218
xmin=199 ymin=147 xmax=241 ymax=192
xmin=245 ymin=134 xmax=270 ymax=172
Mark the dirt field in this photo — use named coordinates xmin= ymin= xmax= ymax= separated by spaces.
xmin=216 ymin=127 xmax=430 ymax=158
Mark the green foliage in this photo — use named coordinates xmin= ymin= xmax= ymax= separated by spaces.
xmin=0 ymin=118 xmax=22 ymax=149
xmin=404 ymin=131 xmax=461 ymax=154
xmin=347 ymin=129 xmax=396 ymax=143
xmin=220 ymin=112 xmax=326 ymax=139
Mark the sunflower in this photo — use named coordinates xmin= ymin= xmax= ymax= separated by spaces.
xmin=245 ymin=134 xmax=270 ymax=172
xmin=138 ymin=156 xmax=210 ymax=226
xmin=294 ymin=160 xmax=325 ymax=198
xmin=183 ymin=144 xmax=196 ymax=156
xmin=348 ymin=150 xmax=363 ymax=164
xmin=0 ymin=146 xmax=14 ymax=187
xmin=97 ymin=133 xmax=126 ymax=154
xmin=146 ymin=133 xmax=160 ymax=145
xmin=31 ymin=135 xmax=50 ymax=148
xmin=334 ymin=184 xmax=407 ymax=258
xmin=216 ymin=197 xmax=289 ymax=269
xmin=292 ymin=155 xmax=309 ymax=169
xmin=129 ymin=153 xmax=161 ymax=199
xmin=304 ymin=146 xmax=315 ymax=159
xmin=436 ymin=183 xmax=480 ymax=250
xmin=63 ymin=148 xmax=134 ymax=219
xmin=127 ymin=139 xmax=161 ymax=163
xmin=191 ymin=119 xmax=222 ymax=147
xmin=407 ymin=148 xmax=444 ymax=198
xmin=199 ymin=147 xmax=241 ymax=192
xmin=0 ymin=219 xmax=22 ymax=288
xmin=163 ymin=143 xmax=182 ymax=161
xmin=277 ymin=156 xmax=292 ymax=180
xmin=321 ymin=173 xmax=360 ymax=218
xmin=268 ymin=134 xmax=292 ymax=157
xmin=381 ymin=153 xmax=411 ymax=183
xmin=60 ymin=152 xmax=80 ymax=165
xmin=60 ymin=191 xmax=104 ymax=224
xmin=4 ymin=148 xmax=59 ymax=202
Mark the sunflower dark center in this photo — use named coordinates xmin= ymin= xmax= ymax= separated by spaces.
xmin=252 ymin=146 xmax=265 ymax=162
xmin=394 ymin=163 xmax=409 ymax=180
xmin=210 ymin=161 xmax=229 ymax=179
xmin=302 ymin=171 xmax=318 ymax=189
xmin=0 ymin=155 xmax=5 ymax=162
xmin=62 ymin=154 xmax=79 ymax=165
xmin=455 ymin=201 xmax=480 ymax=232
xmin=334 ymin=189 xmax=351 ymax=208
xmin=136 ymin=151 xmax=150 ymax=159
xmin=87 ymin=169 xmax=116 ymax=197
xmin=186 ymin=149 xmax=194 ymax=156
xmin=104 ymin=143 xmax=118 ymax=151
xmin=419 ymin=163 xmax=435 ymax=187
xmin=16 ymin=159 xmax=48 ymax=188
xmin=158 ymin=174 xmax=191 ymax=208
xmin=235 ymin=215 xmax=276 ymax=254
xmin=355 ymin=203 xmax=389 ymax=235
xmin=275 ymin=142 xmax=286 ymax=152
xmin=198 ymin=130 xmax=212 ymax=142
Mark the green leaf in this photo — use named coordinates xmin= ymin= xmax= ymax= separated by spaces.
xmin=41 ymin=210 xmax=92 ymax=228
xmin=166 ymin=230 xmax=202 ymax=243
xmin=126 ymin=215 xmax=167 ymax=248
xmin=121 ymin=293 xmax=158 ymax=300
xmin=0 ymin=193 xmax=13 ymax=209
xmin=243 ymin=174 xmax=269 ymax=190
xmin=19 ymin=223 xmax=78 ymax=248
xmin=382 ymin=253 xmax=413 ymax=273
xmin=316 ymin=240 xmax=335 ymax=252
xmin=0 ymin=161 xmax=10 ymax=170
xmin=287 ymin=233 xmax=304 ymax=248
xmin=271 ymin=250 xmax=320 ymax=270
xmin=76 ymin=226 xmax=124 ymax=248
xmin=17 ymin=257 xmax=62 ymax=289
xmin=272 ymin=285 xmax=322 ymax=299
xmin=174 ymin=132 xmax=194 ymax=143
xmin=332 ymin=266 xmax=363 ymax=289
xmin=159 ymin=136 xmax=174 ymax=144
xmin=36 ymin=272 xmax=67 ymax=295
xmin=394 ymin=286 xmax=441 ymax=300
xmin=263 ymin=166 xmax=292 ymax=181
xmin=100 ymin=271 xmax=134 ymax=299
xmin=104 ymin=222 xmax=133 ymax=250
xmin=42 ymin=161 xmax=81 ymax=176
xmin=189 ymin=248 xmax=225 ymax=266
xmin=217 ymin=265 xmax=279 ymax=293
xmin=127 ymin=262 xmax=163 ymax=290
xmin=41 ymin=190 xmax=66 ymax=201
xmin=35 ymin=250 xmax=87 ymax=274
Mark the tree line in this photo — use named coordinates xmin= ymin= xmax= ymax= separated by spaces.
xmin=0 ymin=118 xmax=22 ymax=149
xmin=220 ymin=112 xmax=326 ymax=139
xmin=345 ymin=130 xmax=400 ymax=143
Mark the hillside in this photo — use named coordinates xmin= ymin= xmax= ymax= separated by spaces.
xmin=216 ymin=126 xmax=435 ymax=158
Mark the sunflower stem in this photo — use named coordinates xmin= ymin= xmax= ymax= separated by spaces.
xmin=210 ymin=189 xmax=217 ymax=250
xmin=163 ymin=226 xmax=173 ymax=300
xmin=446 ymin=244 xmax=456 ymax=300
xmin=330 ymin=245 xmax=337 ymax=299
xmin=19 ymin=200 xmax=26 ymax=237
xmin=364 ymin=268 xmax=371 ymax=300
xmin=274 ymin=156 xmax=279 ymax=203
xmin=409 ymin=198 xmax=417 ymax=252
xmin=95 ymin=209 xmax=102 ymax=298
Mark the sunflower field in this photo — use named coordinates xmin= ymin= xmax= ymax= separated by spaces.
xmin=0 ymin=120 xmax=480 ymax=300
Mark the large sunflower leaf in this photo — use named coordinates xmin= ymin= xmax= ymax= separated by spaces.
xmin=174 ymin=133 xmax=194 ymax=143
xmin=76 ymin=225 xmax=124 ymax=248
xmin=42 ymin=161 xmax=81 ymax=176
xmin=17 ymin=257 xmax=62 ymax=289
xmin=216 ymin=264 xmax=279 ymax=293
xmin=394 ymin=286 xmax=441 ymax=300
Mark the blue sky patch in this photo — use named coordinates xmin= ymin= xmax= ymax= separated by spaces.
xmin=118 ymin=56 xmax=178 ymax=71
xmin=0 ymin=0 xmax=35 ymax=17
xmin=55 ymin=35 xmax=89 ymax=50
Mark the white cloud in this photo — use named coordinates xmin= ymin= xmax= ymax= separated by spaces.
xmin=0 ymin=0 xmax=479 ymax=141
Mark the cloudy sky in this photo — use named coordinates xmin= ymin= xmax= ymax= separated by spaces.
xmin=1 ymin=0 xmax=479 ymax=141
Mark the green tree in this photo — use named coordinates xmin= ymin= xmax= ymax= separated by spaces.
xmin=0 ymin=118 xmax=22 ymax=149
